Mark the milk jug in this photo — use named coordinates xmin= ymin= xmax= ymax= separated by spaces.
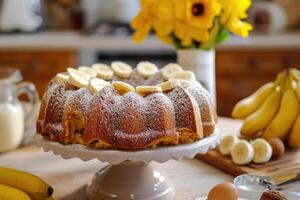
xmin=0 ymin=68 xmax=38 ymax=153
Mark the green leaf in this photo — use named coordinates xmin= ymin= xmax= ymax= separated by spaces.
xmin=216 ymin=26 xmax=229 ymax=44
xmin=200 ymin=20 xmax=220 ymax=50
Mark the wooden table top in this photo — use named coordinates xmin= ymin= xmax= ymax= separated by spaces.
xmin=0 ymin=118 xmax=240 ymax=200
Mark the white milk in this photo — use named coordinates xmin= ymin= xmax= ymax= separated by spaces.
xmin=0 ymin=102 xmax=24 ymax=153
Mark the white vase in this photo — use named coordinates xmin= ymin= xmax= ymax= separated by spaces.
xmin=177 ymin=49 xmax=216 ymax=105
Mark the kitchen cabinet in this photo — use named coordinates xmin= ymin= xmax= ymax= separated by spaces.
xmin=216 ymin=49 xmax=300 ymax=116
xmin=0 ymin=51 xmax=77 ymax=94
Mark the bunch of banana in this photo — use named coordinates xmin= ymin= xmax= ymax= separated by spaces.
xmin=232 ymin=68 xmax=300 ymax=148
xmin=0 ymin=166 xmax=54 ymax=200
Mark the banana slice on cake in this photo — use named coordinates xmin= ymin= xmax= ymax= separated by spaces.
xmin=169 ymin=71 xmax=196 ymax=81
xmin=88 ymin=78 xmax=110 ymax=94
xmin=230 ymin=140 xmax=254 ymax=165
xmin=112 ymin=81 xmax=135 ymax=94
xmin=67 ymin=68 xmax=90 ymax=88
xmin=137 ymin=61 xmax=159 ymax=78
xmin=111 ymin=61 xmax=133 ymax=78
xmin=92 ymin=63 xmax=114 ymax=80
xmin=136 ymin=86 xmax=162 ymax=96
xmin=56 ymin=73 xmax=69 ymax=83
xmin=161 ymin=63 xmax=183 ymax=80
xmin=251 ymin=138 xmax=272 ymax=164
xmin=218 ymin=135 xmax=239 ymax=156
xmin=158 ymin=79 xmax=181 ymax=92
xmin=78 ymin=66 xmax=97 ymax=78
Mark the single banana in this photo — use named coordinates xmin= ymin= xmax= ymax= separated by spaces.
xmin=232 ymin=82 xmax=275 ymax=119
xmin=251 ymin=138 xmax=272 ymax=164
xmin=112 ymin=81 xmax=135 ymax=94
xmin=0 ymin=184 xmax=31 ymax=200
xmin=88 ymin=78 xmax=109 ymax=94
xmin=0 ymin=167 xmax=53 ymax=200
xmin=218 ymin=135 xmax=239 ymax=156
xmin=111 ymin=61 xmax=133 ymax=78
xmin=136 ymin=86 xmax=162 ymax=96
xmin=230 ymin=140 xmax=254 ymax=165
xmin=262 ymin=89 xmax=299 ymax=140
xmin=136 ymin=61 xmax=159 ymax=78
xmin=295 ymin=81 xmax=300 ymax=100
xmin=288 ymin=113 xmax=300 ymax=148
xmin=92 ymin=63 xmax=114 ymax=80
xmin=158 ymin=79 xmax=181 ymax=91
xmin=161 ymin=63 xmax=183 ymax=80
xmin=240 ymin=87 xmax=281 ymax=137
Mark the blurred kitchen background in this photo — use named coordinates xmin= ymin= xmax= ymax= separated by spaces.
xmin=0 ymin=0 xmax=300 ymax=117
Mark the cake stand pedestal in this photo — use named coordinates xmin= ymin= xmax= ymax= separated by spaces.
xmin=36 ymin=131 xmax=220 ymax=200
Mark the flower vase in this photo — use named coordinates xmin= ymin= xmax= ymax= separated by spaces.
xmin=177 ymin=49 xmax=216 ymax=105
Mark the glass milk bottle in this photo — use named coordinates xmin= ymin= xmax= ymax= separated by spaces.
xmin=0 ymin=68 xmax=38 ymax=153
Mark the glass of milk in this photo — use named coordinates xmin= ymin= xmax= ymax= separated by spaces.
xmin=0 ymin=68 xmax=39 ymax=153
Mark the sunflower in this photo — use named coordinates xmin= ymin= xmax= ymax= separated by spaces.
xmin=131 ymin=0 xmax=174 ymax=42
xmin=218 ymin=0 xmax=253 ymax=37
xmin=173 ymin=0 xmax=221 ymax=46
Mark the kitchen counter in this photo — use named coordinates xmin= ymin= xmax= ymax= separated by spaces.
xmin=0 ymin=118 xmax=239 ymax=199
xmin=0 ymin=31 xmax=300 ymax=52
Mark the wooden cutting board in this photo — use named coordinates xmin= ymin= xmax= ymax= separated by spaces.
xmin=197 ymin=149 xmax=300 ymax=177
xmin=197 ymin=118 xmax=300 ymax=177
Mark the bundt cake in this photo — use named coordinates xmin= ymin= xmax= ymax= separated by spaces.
xmin=37 ymin=61 xmax=217 ymax=150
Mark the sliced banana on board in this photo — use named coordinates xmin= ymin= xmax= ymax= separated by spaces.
xmin=158 ymin=79 xmax=181 ymax=92
xmin=136 ymin=86 xmax=162 ymax=96
xmin=88 ymin=78 xmax=110 ymax=94
xmin=251 ymin=138 xmax=272 ymax=164
xmin=78 ymin=66 xmax=97 ymax=78
xmin=92 ymin=63 xmax=114 ymax=80
xmin=218 ymin=135 xmax=239 ymax=156
xmin=56 ymin=73 xmax=69 ymax=83
xmin=67 ymin=68 xmax=90 ymax=88
xmin=161 ymin=63 xmax=183 ymax=80
xmin=137 ymin=61 xmax=159 ymax=78
xmin=169 ymin=71 xmax=196 ymax=81
xmin=112 ymin=81 xmax=135 ymax=94
xmin=230 ymin=140 xmax=254 ymax=165
xmin=111 ymin=61 xmax=133 ymax=78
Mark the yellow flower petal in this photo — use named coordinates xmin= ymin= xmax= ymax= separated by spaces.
xmin=227 ymin=19 xmax=253 ymax=37
xmin=189 ymin=27 xmax=209 ymax=42
xmin=182 ymin=36 xmax=193 ymax=46
xmin=218 ymin=0 xmax=252 ymax=38
xmin=153 ymin=20 xmax=174 ymax=36
xmin=157 ymin=34 xmax=173 ymax=44
xmin=132 ymin=23 xmax=151 ymax=42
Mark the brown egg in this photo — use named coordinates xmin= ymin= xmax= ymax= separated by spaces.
xmin=207 ymin=182 xmax=238 ymax=200
xmin=268 ymin=138 xmax=285 ymax=158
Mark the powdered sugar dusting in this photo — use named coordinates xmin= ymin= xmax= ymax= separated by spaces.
xmin=126 ymin=69 xmax=146 ymax=87
xmin=143 ymin=72 xmax=164 ymax=86
xmin=43 ymin=81 xmax=78 ymax=138
xmin=166 ymin=87 xmax=197 ymax=131
xmin=185 ymin=82 xmax=215 ymax=135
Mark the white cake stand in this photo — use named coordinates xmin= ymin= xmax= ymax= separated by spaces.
xmin=36 ymin=131 xmax=220 ymax=200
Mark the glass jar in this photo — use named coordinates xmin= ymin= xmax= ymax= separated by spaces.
xmin=0 ymin=68 xmax=39 ymax=152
